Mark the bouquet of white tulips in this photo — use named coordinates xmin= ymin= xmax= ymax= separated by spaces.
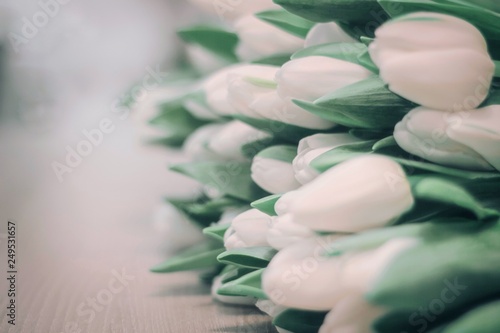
xmin=132 ymin=0 xmax=500 ymax=332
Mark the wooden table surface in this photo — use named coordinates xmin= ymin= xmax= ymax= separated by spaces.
xmin=0 ymin=124 xmax=276 ymax=333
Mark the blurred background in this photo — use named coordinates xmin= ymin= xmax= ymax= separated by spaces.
xmin=0 ymin=1 xmax=271 ymax=332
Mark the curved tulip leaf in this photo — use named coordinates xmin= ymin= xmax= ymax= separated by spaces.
xmin=170 ymin=161 xmax=269 ymax=202
xmin=310 ymin=140 xmax=377 ymax=172
xmin=291 ymin=42 xmax=371 ymax=68
xmin=367 ymin=221 xmax=500 ymax=313
xmin=312 ymin=76 xmax=416 ymax=129
xmin=251 ymin=194 xmax=282 ymax=216
xmin=241 ymin=136 xmax=287 ymax=159
xmin=273 ymin=0 xmax=386 ymax=24
xmin=217 ymin=247 xmax=277 ymax=269
xmin=409 ymin=176 xmax=500 ymax=220
xmin=256 ymin=145 xmax=297 ymax=163
xmin=255 ymin=9 xmax=315 ymax=38
xmin=217 ymin=269 xmax=267 ymax=299
xmin=273 ymin=309 xmax=327 ymax=333
xmin=177 ymin=25 xmax=239 ymax=61
xmin=372 ymin=136 xmax=398 ymax=151
xmin=442 ymin=299 xmax=500 ymax=333
xmin=167 ymin=196 xmax=244 ymax=228
xmin=203 ymin=224 xmax=230 ymax=242
xmin=219 ymin=266 xmax=254 ymax=284
xmin=149 ymin=97 xmax=209 ymax=146
xmin=357 ymin=48 xmax=379 ymax=73
xmin=233 ymin=114 xmax=336 ymax=143
xmin=150 ymin=243 xmax=224 ymax=273
xmin=251 ymin=54 xmax=292 ymax=66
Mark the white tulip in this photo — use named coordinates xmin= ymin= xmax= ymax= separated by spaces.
xmin=251 ymin=151 xmax=302 ymax=194
xmin=204 ymin=64 xmax=280 ymax=116
xmin=293 ymin=133 xmax=363 ymax=184
xmin=224 ymin=209 xmax=272 ymax=249
xmin=227 ymin=66 xmax=279 ymax=119
xmin=304 ymin=22 xmax=358 ymax=48
xmin=234 ymin=14 xmax=304 ymax=62
xmin=394 ymin=105 xmax=500 ymax=171
xmin=262 ymin=236 xmax=417 ymax=311
xmin=207 ymin=120 xmax=271 ymax=161
xmin=183 ymin=123 xmax=226 ymax=161
xmin=211 ymin=275 xmax=256 ymax=305
xmin=188 ymin=0 xmax=278 ymax=21
xmin=276 ymin=56 xmax=372 ymax=102
xmin=288 ymin=155 xmax=414 ymax=232
xmin=267 ymin=214 xmax=316 ymax=250
xmin=319 ymin=295 xmax=386 ymax=333
xmin=369 ymin=12 xmax=494 ymax=111
xmin=185 ymin=44 xmax=232 ymax=75
xmin=250 ymin=90 xmax=336 ymax=129
xmin=274 ymin=190 xmax=302 ymax=216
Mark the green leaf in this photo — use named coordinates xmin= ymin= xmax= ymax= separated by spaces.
xmin=149 ymin=97 xmax=209 ymax=145
xmin=273 ymin=309 xmax=327 ymax=333
xmin=292 ymin=42 xmax=375 ymax=71
xmin=409 ymin=176 xmax=500 ymax=220
xmin=241 ymin=136 xmax=287 ymax=159
xmin=217 ymin=247 xmax=277 ymax=269
xmin=273 ymin=0 xmax=386 ymax=24
xmin=256 ymin=9 xmax=314 ymax=38
xmin=170 ymin=161 xmax=269 ymax=202
xmin=150 ymin=243 xmax=224 ymax=273
xmin=251 ymin=54 xmax=292 ymax=66
xmin=203 ymin=224 xmax=230 ymax=242
xmin=442 ymin=299 xmax=500 ymax=333
xmin=167 ymin=196 xmax=243 ymax=228
xmin=177 ymin=25 xmax=239 ymax=61
xmin=349 ymin=128 xmax=393 ymax=140
xmin=311 ymin=76 xmax=415 ymax=129
xmin=368 ymin=221 xmax=500 ymax=313
xmin=233 ymin=114 xmax=337 ymax=143
xmin=219 ymin=266 xmax=255 ymax=284
xmin=251 ymin=194 xmax=282 ymax=216
xmin=310 ymin=140 xmax=377 ymax=172
xmin=217 ymin=269 xmax=267 ymax=299
xmin=372 ymin=136 xmax=397 ymax=151
xmin=357 ymin=48 xmax=379 ymax=73
xmin=256 ymin=145 xmax=297 ymax=163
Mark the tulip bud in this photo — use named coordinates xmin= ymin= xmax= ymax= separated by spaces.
xmin=183 ymin=123 xmax=226 ymax=161
xmin=304 ymin=22 xmax=358 ymax=48
xmin=207 ymin=120 xmax=271 ymax=161
xmin=204 ymin=64 xmax=280 ymax=116
xmin=250 ymin=90 xmax=336 ymax=129
xmin=227 ymin=66 xmax=279 ymax=119
xmin=267 ymin=214 xmax=315 ymax=250
xmin=262 ymin=236 xmax=416 ymax=311
xmin=234 ymin=14 xmax=304 ymax=62
xmin=293 ymin=133 xmax=363 ymax=184
xmin=369 ymin=12 xmax=495 ymax=111
xmin=288 ymin=155 xmax=414 ymax=232
xmin=276 ymin=56 xmax=372 ymax=102
xmin=395 ymin=105 xmax=500 ymax=171
xmin=188 ymin=0 xmax=278 ymax=21
xmin=224 ymin=209 xmax=272 ymax=249
xmin=251 ymin=146 xmax=302 ymax=194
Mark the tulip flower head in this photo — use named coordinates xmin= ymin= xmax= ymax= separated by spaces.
xmin=288 ymin=155 xmax=414 ymax=232
xmin=224 ymin=209 xmax=272 ymax=249
xmin=234 ymin=14 xmax=304 ymax=61
xmin=394 ymin=105 xmax=500 ymax=171
xmin=369 ymin=12 xmax=495 ymax=111
xmin=276 ymin=56 xmax=373 ymax=102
